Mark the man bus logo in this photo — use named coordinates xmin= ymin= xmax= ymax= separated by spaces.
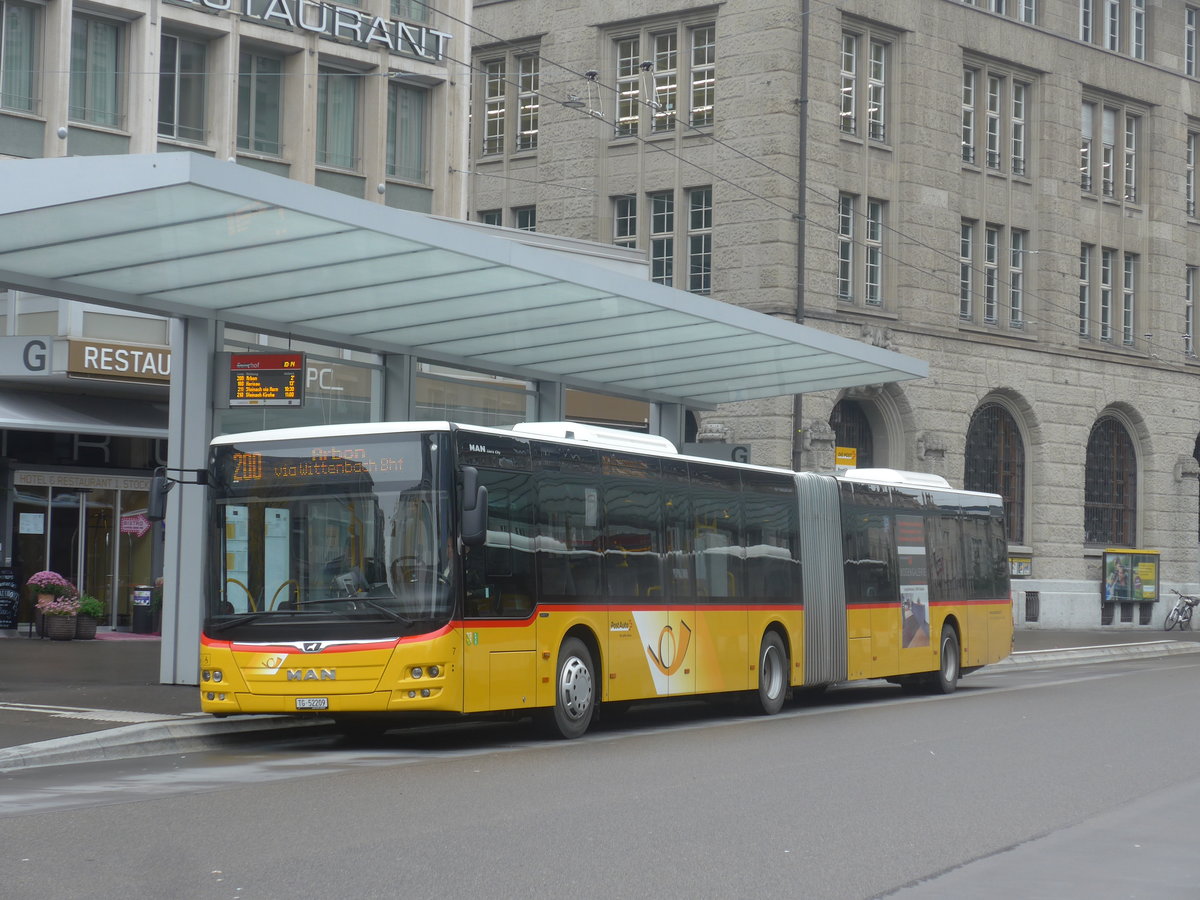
xmin=646 ymin=620 xmax=692 ymax=676
xmin=287 ymin=669 xmax=337 ymax=681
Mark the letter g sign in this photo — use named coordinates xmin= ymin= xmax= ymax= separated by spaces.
xmin=23 ymin=339 xmax=48 ymax=373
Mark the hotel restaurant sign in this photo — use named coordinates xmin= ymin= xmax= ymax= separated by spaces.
xmin=172 ymin=0 xmax=453 ymax=61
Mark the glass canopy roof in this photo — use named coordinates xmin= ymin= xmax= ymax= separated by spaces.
xmin=0 ymin=153 xmax=927 ymax=408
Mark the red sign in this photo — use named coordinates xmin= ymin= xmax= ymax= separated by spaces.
xmin=120 ymin=513 xmax=151 ymax=538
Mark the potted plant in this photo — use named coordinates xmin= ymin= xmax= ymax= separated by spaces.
xmin=36 ymin=594 xmax=81 ymax=640
xmin=76 ymin=594 xmax=106 ymax=640
xmin=26 ymin=571 xmax=78 ymax=638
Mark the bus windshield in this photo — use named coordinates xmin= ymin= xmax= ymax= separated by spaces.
xmin=206 ymin=431 xmax=454 ymax=640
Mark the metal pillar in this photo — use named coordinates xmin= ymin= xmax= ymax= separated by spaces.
xmin=159 ymin=316 xmax=216 ymax=686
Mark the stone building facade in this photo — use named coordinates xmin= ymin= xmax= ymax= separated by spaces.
xmin=469 ymin=0 xmax=1200 ymax=626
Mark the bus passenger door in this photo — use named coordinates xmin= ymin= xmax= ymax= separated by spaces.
xmin=460 ymin=471 xmax=537 ymax=715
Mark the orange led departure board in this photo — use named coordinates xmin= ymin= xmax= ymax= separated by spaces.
xmin=228 ymin=352 xmax=304 ymax=407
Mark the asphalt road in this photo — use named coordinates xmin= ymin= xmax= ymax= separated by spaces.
xmin=2 ymin=655 xmax=1199 ymax=899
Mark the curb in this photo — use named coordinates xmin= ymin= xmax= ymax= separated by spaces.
xmin=0 ymin=715 xmax=333 ymax=773
xmin=991 ymin=639 xmax=1200 ymax=671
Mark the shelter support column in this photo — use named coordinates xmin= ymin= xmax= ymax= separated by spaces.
xmin=159 ymin=316 xmax=216 ymax=686
xmin=383 ymin=353 xmax=415 ymax=421
xmin=651 ymin=403 xmax=685 ymax=449
xmin=537 ymin=381 xmax=563 ymax=421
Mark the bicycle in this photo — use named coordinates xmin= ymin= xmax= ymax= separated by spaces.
xmin=1163 ymin=589 xmax=1200 ymax=631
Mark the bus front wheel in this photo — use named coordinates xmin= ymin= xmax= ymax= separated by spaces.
xmin=549 ymin=637 xmax=596 ymax=739
xmin=756 ymin=631 xmax=789 ymax=715
xmin=934 ymin=627 xmax=960 ymax=695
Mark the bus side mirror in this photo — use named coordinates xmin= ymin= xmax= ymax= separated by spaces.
xmin=461 ymin=466 xmax=488 ymax=547
xmin=148 ymin=467 xmax=173 ymax=522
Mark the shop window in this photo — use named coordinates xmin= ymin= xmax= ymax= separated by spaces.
xmin=1084 ymin=415 xmax=1137 ymax=545
xmin=964 ymin=402 xmax=1025 ymax=543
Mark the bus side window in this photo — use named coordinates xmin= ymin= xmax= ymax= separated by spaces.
xmin=464 ymin=471 xmax=535 ymax=618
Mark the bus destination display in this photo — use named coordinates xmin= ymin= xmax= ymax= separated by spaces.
xmin=229 ymin=352 xmax=304 ymax=407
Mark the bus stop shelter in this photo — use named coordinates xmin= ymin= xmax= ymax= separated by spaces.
xmin=0 ymin=153 xmax=928 ymax=684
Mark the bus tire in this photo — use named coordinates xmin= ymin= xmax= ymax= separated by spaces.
xmin=756 ymin=631 xmax=789 ymax=715
xmin=934 ymin=627 xmax=960 ymax=695
xmin=549 ymin=637 xmax=596 ymax=739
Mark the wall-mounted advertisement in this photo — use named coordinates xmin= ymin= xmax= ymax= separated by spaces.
xmin=1101 ymin=549 xmax=1160 ymax=603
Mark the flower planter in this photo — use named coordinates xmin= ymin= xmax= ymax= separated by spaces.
xmin=44 ymin=615 xmax=77 ymax=641
xmin=75 ymin=615 xmax=99 ymax=640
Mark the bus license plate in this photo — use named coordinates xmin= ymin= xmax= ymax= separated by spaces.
xmin=296 ymin=698 xmax=328 ymax=711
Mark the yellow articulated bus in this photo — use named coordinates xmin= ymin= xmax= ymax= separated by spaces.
xmin=200 ymin=421 xmax=1012 ymax=738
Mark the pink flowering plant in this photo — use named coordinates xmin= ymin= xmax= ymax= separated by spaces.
xmin=26 ymin=570 xmax=79 ymax=600
xmin=36 ymin=595 xmax=81 ymax=617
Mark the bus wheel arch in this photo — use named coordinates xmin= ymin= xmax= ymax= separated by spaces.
xmin=934 ymin=619 xmax=961 ymax=695
xmin=756 ymin=628 xmax=790 ymax=715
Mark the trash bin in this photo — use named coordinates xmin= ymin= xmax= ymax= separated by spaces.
xmin=131 ymin=584 xmax=155 ymax=633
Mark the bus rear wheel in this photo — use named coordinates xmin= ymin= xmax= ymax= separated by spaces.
xmin=548 ymin=637 xmax=596 ymax=739
xmin=756 ymin=631 xmax=789 ymax=715
xmin=934 ymin=627 xmax=960 ymax=695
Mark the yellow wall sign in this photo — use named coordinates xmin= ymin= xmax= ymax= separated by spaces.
xmin=835 ymin=446 xmax=858 ymax=468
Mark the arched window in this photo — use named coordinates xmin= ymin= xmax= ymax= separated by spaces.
xmin=1084 ymin=416 xmax=1137 ymax=546
xmin=964 ymin=403 xmax=1024 ymax=543
xmin=830 ymin=399 xmax=873 ymax=468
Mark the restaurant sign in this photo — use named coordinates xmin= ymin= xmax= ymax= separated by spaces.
xmin=171 ymin=0 xmax=452 ymax=61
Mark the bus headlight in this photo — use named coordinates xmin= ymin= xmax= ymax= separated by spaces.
xmin=411 ymin=666 xmax=423 ymax=679
xmin=211 ymin=671 xmax=223 ymax=683
xmin=428 ymin=665 xmax=440 ymax=678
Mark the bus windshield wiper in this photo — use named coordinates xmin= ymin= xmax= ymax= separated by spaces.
xmin=349 ymin=597 xmax=413 ymax=624
xmin=207 ymin=609 xmax=317 ymax=632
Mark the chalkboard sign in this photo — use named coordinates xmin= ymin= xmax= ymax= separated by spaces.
xmin=0 ymin=567 xmax=19 ymax=630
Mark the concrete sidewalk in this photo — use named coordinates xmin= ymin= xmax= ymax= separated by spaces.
xmin=2 ymin=626 xmax=1200 ymax=772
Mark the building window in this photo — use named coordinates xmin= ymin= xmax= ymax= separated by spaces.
xmin=159 ymin=34 xmax=207 ymax=142
xmin=316 ymin=67 xmax=359 ymax=170
xmin=1122 ymin=253 xmax=1137 ymax=346
xmin=1188 ymin=7 xmax=1198 ymax=77
xmin=864 ymin=198 xmax=883 ymax=305
xmin=964 ymin=402 xmax=1025 ymax=543
xmin=517 ymin=55 xmax=538 ymax=151
xmin=70 ymin=14 xmax=123 ymax=128
xmin=1081 ymin=0 xmax=1148 ymax=58
xmin=984 ymin=226 xmax=999 ymax=323
xmin=612 ymin=22 xmax=715 ymax=138
xmin=838 ymin=194 xmax=854 ymax=301
xmin=1188 ymin=131 xmax=1198 ymax=217
xmin=838 ymin=193 xmax=885 ymax=306
xmin=1100 ymin=247 xmax=1114 ymax=341
xmin=387 ymin=81 xmax=427 ymax=182
xmin=476 ymin=52 xmax=537 ymax=155
xmin=481 ymin=59 xmax=505 ymax=154
xmin=961 ymin=70 xmax=976 ymax=163
xmin=650 ymin=191 xmax=674 ymax=285
xmin=0 ymin=0 xmax=38 ymax=113
xmin=1186 ymin=266 xmax=1196 ymax=357
xmin=650 ymin=31 xmax=677 ymax=134
xmin=1021 ymin=0 xmax=1037 ymax=24
xmin=1010 ymin=229 xmax=1026 ymax=327
xmin=613 ymin=196 xmax=637 ymax=248
xmin=1079 ymin=244 xmax=1092 ymax=336
xmin=1081 ymin=100 xmax=1141 ymax=202
xmin=960 ymin=221 xmax=974 ymax=319
xmin=479 ymin=209 xmax=502 ymax=226
xmin=691 ymin=26 xmax=715 ymax=127
xmin=237 ymin=51 xmax=282 ymax=156
xmin=830 ymin=399 xmax=874 ymax=468
xmin=963 ymin=64 xmax=1031 ymax=175
xmin=1084 ymin=415 xmax=1137 ymax=546
xmin=514 ymin=206 xmax=536 ymax=231
xmin=840 ymin=28 xmax=889 ymax=142
xmin=687 ymin=187 xmax=712 ymax=295
xmin=391 ymin=0 xmax=428 ymax=23
xmin=962 ymin=224 xmax=1026 ymax=328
